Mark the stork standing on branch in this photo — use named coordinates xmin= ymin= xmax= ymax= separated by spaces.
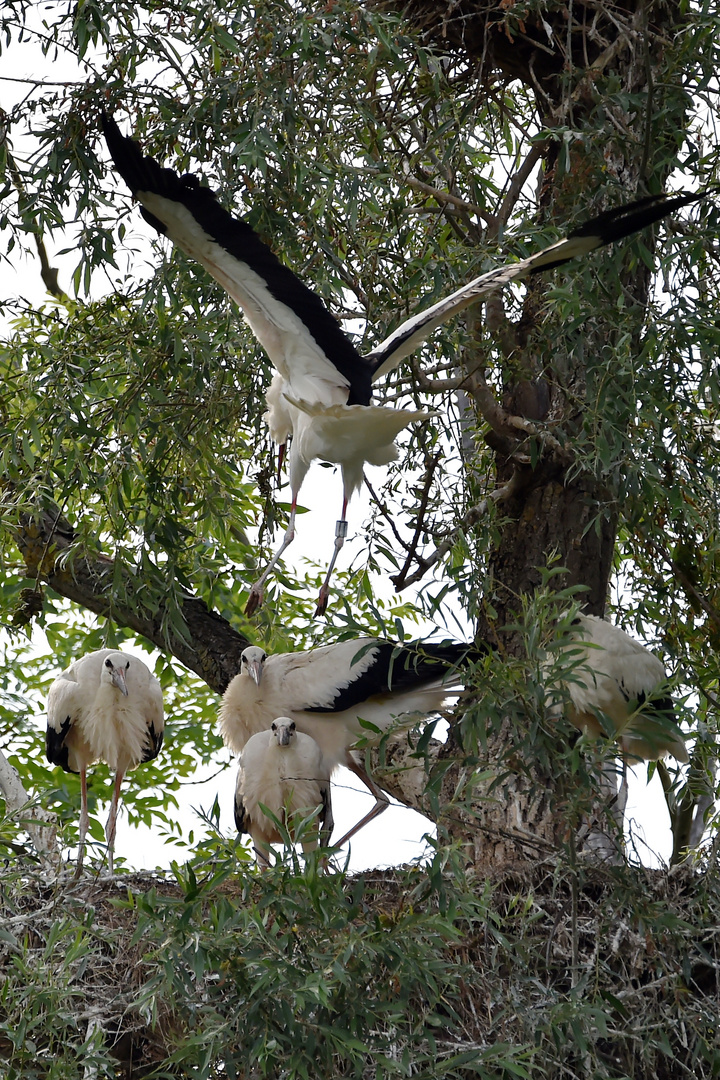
xmin=553 ymin=614 xmax=688 ymax=763
xmin=234 ymin=717 xmax=333 ymax=868
xmin=101 ymin=113 xmax=704 ymax=613
xmin=46 ymin=649 xmax=165 ymax=874
xmin=219 ymin=638 xmax=478 ymax=847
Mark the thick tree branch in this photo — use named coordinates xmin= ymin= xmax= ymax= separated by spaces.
xmin=16 ymin=507 xmax=249 ymax=694
xmin=464 ymin=359 xmax=572 ymax=464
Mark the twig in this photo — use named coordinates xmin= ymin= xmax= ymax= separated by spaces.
xmin=493 ymin=140 xmax=549 ymax=236
xmin=392 ymin=471 xmax=525 ymax=591
xmin=359 ymin=166 xmax=494 ymax=225
xmin=363 ymin=476 xmax=414 ymax=557
xmin=4 ymin=142 xmax=67 ymax=300
xmin=390 ymin=451 xmax=443 ymax=588
xmin=0 ymin=76 xmax=87 ymax=87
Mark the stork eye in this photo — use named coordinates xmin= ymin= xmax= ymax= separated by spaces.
xmin=271 ymin=722 xmax=277 ymax=731
xmin=105 ymin=658 xmax=113 ymax=668
xmin=289 ymin=722 xmax=296 ymax=731
xmin=125 ymin=661 xmax=130 ymax=670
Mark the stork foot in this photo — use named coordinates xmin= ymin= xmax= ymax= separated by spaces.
xmin=314 ymin=584 xmax=330 ymax=617
xmin=245 ymin=584 xmax=264 ymax=616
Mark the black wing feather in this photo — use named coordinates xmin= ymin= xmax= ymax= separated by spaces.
xmin=101 ymin=112 xmax=373 ymax=407
xmin=45 ymin=715 xmax=75 ymax=773
xmin=142 ymin=722 xmax=164 ymax=764
xmin=305 ymin=641 xmax=485 ymax=714
xmin=529 ymin=190 xmax=707 ymax=275
xmin=234 ymin=789 xmax=249 ymax=836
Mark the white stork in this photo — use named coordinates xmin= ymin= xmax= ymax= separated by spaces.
xmin=234 ymin=717 xmax=333 ymax=868
xmin=219 ymin=637 xmax=477 ymax=847
xmin=553 ymin=614 xmax=688 ymax=763
xmin=101 ymin=113 xmax=703 ymax=613
xmin=46 ymin=649 xmax=164 ymax=874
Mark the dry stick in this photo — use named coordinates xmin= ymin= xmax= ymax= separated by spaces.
xmin=390 ymin=450 xmax=443 ymax=589
xmin=492 ymin=140 xmax=549 ymax=238
xmin=392 ymin=471 xmax=525 ymax=591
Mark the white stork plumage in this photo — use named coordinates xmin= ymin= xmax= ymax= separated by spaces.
xmin=219 ymin=637 xmax=476 ymax=847
xmin=101 ymin=113 xmax=704 ymax=614
xmin=46 ymin=649 xmax=165 ymax=873
xmin=552 ymin=614 xmax=688 ymax=763
xmin=234 ymin=717 xmax=333 ymax=868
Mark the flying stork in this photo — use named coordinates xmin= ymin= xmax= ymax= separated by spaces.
xmin=46 ymin=649 xmax=165 ymax=874
xmin=101 ymin=113 xmax=704 ymax=613
xmin=219 ymin=637 xmax=477 ymax=847
xmin=234 ymin=717 xmax=333 ymax=868
xmin=552 ymin=614 xmax=688 ymax=763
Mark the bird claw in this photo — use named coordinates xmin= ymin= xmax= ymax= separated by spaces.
xmin=314 ymin=585 xmax=330 ymax=617
xmin=245 ymin=585 xmax=264 ymax=616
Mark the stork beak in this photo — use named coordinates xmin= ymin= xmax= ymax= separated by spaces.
xmin=277 ymin=726 xmax=291 ymax=746
xmin=277 ymin=443 xmax=286 ymax=486
xmin=111 ymin=666 xmax=129 ymax=697
xmin=247 ymin=660 xmax=263 ymax=687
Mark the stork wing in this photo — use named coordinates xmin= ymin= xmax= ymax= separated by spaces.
xmin=366 ymin=190 xmax=707 ymax=380
xmin=102 ymin=113 xmax=373 ymax=407
xmin=319 ymin=782 xmax=334 ymax=846
xmin=46 ymin=670 xmax=83 ymax=770
xmin=134 ymin=668 xmax=165 ymax=763
xmin=270 ymin=638 xmax=476 ymax=713
xmin=233 ymin=767 xmax=249 ymax=835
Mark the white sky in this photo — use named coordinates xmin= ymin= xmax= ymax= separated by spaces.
xmin=0 ymin=29 xmax=682 ymax=874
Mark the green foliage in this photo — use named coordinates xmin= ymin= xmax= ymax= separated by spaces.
xmin=0 ymin=852 xmax=719 ymax=1077
xmin=0 ymin=0 xmax=719 ymax=1073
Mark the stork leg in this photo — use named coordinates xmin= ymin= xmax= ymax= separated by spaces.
xmin=74 ymin=767 xmax=89 ymax=878
xmin=315 ymin=499 xmax=349 ymax=616
xmin=331 ymin=755 xmax=390 ymax=849
xmin=246 ymin=498 xmax=298 ymax=616
xmin=104 ymin=769 xmax=124 ymax=875
xmin=276 ymin=442 xmax=286 ymax=486
xmin=253 ymin=841 xmax=271 ymax=870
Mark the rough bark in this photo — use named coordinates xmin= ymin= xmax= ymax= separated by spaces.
xmin=15 ymin=507 xmax=249 ymax=695
xmin=376 ymin=0 xmax=690 ymax=870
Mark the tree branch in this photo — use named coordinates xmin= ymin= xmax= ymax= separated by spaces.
xmin=464 ymin=360 xmax=572 ymax=464
xmin=0 ymin=748 xmax=60 ymax=865
xmin=392 ymin=471 xmax=524 ymax=591
xmin=4 ymin=142 xmax=67 ymax=301
xmin=15 ymin=507 xmax=249 ymax=694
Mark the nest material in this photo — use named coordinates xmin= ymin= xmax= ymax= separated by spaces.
xmin=377 ymin=1 xmax=677 ymax=94
xmin=0 ymin=855 xmax=717 ymax=1077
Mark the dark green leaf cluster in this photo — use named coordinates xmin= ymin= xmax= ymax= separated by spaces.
xmin=0 ymin=849 xmax=718 ymax=1078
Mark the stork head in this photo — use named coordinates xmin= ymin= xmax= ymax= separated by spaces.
xmin=103 ymin=654 xmax=130 ymax=697
xmin=271 ymin=717 xmax=296 ymax=747
xmin=241 ymin=646 xmax=267 ymax=687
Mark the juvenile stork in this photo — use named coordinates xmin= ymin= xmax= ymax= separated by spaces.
xmin=219 ymin=637 xmax=477 ymax=847
xmin=553 ymin=614 xmax=688 ymax=763
xmin=102 ymin=113 xmax=703 ymax=613
xmin=234 ymin=717 xmax=333 ymax=868
xmin=46 ymin=649 xmax=165 ymax=874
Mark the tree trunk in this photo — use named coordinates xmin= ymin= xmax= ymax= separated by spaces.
xmin=379 ymin=0 xmax=689 ymax=871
